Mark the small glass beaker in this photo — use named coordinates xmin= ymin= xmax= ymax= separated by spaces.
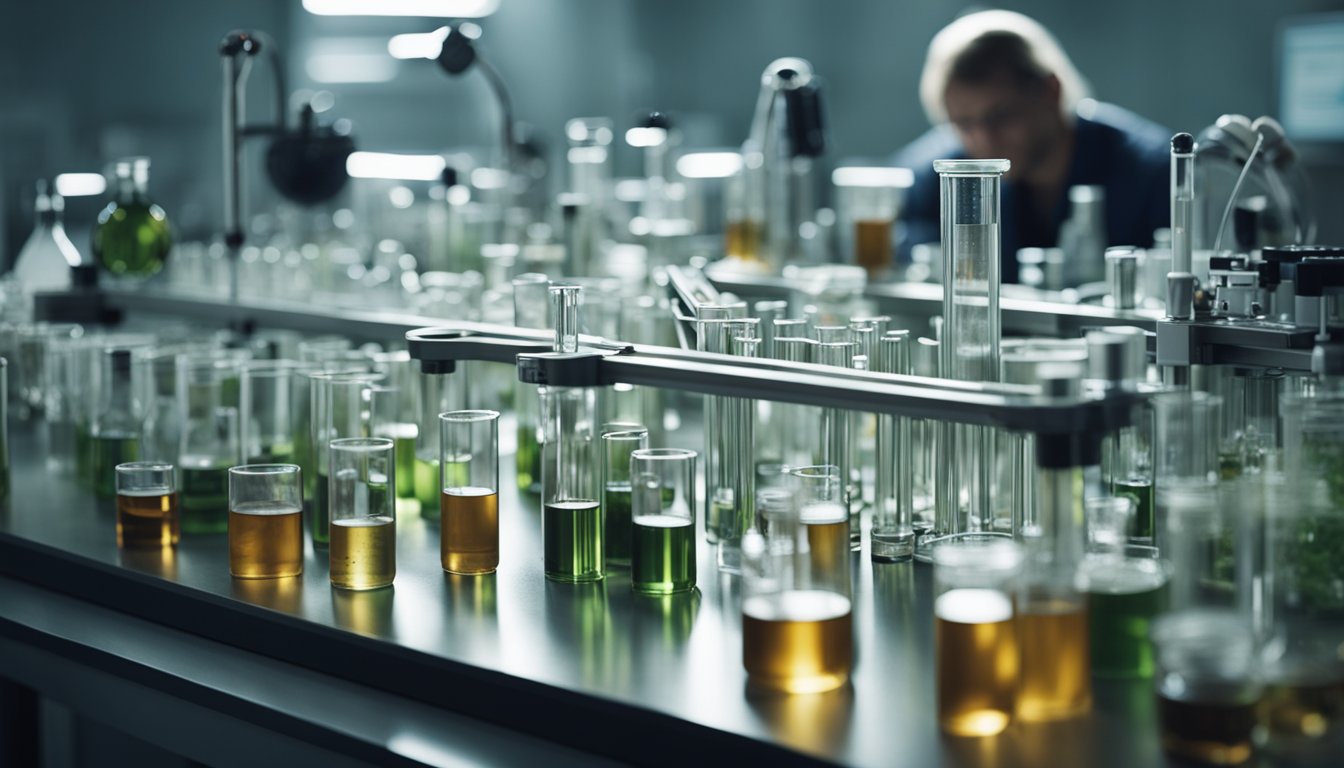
xmin=242 ymin=360 xmax=299 ymax=464
xmin=439 ymin=410 xmax=500 ymax=575
xmin=228 ymin=464 xmax=303 ymax=579
xmin=116 ymin=461 xmax=179 ymax=548
xmin=742 ymin=481 xmax=853 ymax=694
xmin=630 ymin=448 xmax=697 ymax=595
xmin=329 ymin=438 xmax=396 ymax=590
xmin=601 ymin=423 xmax=648 ymax=569
xmin=933 ymin=536 xmax=1023 ymax=737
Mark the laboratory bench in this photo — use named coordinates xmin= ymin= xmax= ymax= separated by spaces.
xmin=0 ymin=421 xmax=1178 ymax=768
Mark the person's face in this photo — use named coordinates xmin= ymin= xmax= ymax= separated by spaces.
xmin=943 ymin=75 xmax=1061 ymax=179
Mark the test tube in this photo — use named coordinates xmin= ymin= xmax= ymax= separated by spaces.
xmin=601 ymin=423 xmax=648 ymax=568
xmin=934 ymin=159 xmax=1008 ymax=539
xmin=814 ymin=341 xmax=857 ymax=549
xmin=329 ymin=437 xmax=396 ymax=590
xmin=370 ymin=352 xmax=420 ymax=510
xmin=228 ymin=464 xmax=303 ymax=579
xmin=630 ymin=448 xmax=697 ymax=595
xmin=719 ymin=332 xmax=760 ymax=572
xmin=439 ymin=410 xmax=500 ymax=575
xmin=542 ymin=285 xmax=603 ymax=583
xmin=872 ymin=331 xmax=914 ymax=561
xmin=116 ymin=461 xmax=179 ymax=548
xmin=934 ymin=537 xmax=1023 ymax=736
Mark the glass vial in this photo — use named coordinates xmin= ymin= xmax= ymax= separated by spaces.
xmin=630 ymin=448 xmax=697 ymax=595
xmin=440 ymin=410 xmax=500 ymax=575
xmin=228 ymin=464 xmax=303 ymax=579
xmin=329 ymin=437 xmax=396 ymax=590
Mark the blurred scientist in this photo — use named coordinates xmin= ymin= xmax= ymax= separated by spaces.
xmin=896 ymin=10 xmax=1170 ymax=283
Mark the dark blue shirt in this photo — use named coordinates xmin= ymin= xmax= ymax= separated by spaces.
xmin=896 ymin=102 xmax=1171 ymax=284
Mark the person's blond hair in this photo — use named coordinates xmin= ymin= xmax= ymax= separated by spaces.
xmin=919 ymin=10 xmax=1090 ymax=124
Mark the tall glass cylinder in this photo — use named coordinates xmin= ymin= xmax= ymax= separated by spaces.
xmin=136 ymin=347 xmax=184 ymax=465
xmin=792 ymin=465 xmax=851 ymax=597
xmin=542 ymin=285 xmax=603 ymax=583
xmin=601 ymin=423 xmax=647 ymax=569
xmin=370 ymin=352 xmax=420 ymax=510
xmin=440 ymin=410 xmax=500 ymax=575
xmin=814 ymin=340 xmax=857 ymax=550
xmin=228 ymin=464 xmax=303 ymax=579
xmin=414 ymin=370 xmax=468 ymax=519
xmin=92 ymin=348 xmax=146 ymax=500
xmin=872 ymin=330 xmax=914 ymax=561
xmin=312 ymin=372 xmax=383 ymax=546
xmin=742 ymin=481 xmax=853 ymax=694
xmin=934 ymin=537 xmax=1023 ymax=736
xmin=912 ymin=336 xmax=940 ymax=555
xmin=696 ymin=309 xmax=749 ymax=548
xmin=329 ymin=437 xmax=396 ymax=590
xmin=771 ymin=335 xmax=821 ymax=472
xmin=718 ymin=331 xmax=760 ymax=572
xmin=630 ymin=448 xmax=697 ymax=595
xmin=1078 ymin=497 xmax=1168 ymax=680
xmin=242 ymin=360 xmax=299 ymax=464
xmin=177 ymin=354 xmax=242 ymax=533
xmin=935 ymin=159 xmax=1007 ymax=538
xmin=513 ymin=273 xmax=550 ymax=495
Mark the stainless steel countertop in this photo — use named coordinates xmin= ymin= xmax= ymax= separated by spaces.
xmin=0 ymin=423 xmax=1173 ymax=767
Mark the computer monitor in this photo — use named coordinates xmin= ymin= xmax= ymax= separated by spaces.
xmin=1278 ymin=13 xmax=1344 ymax=143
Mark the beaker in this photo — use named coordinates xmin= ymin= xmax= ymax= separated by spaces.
xmin=440 ymin=410 xmax=500 ymax=575
xmin=835 ymin=177 xmax=900 ymax=278
xmin=228 ymin=464 xmax=303 ymax=579
xmin=241 ymin=360 xmax=299 ymax=464
xmin=115 ymin=461 xmax=179 ymax=549
xmin=630 ymin=448 xmax=697 ymax=595
xmin=329 ymin=437 xmax=396 ymax=590
xmin=933 ymin=536 xmax=1023 ymax=736
xmin=1078 ymin=496 xmax=1168 ymax=680
xmin=513 ymin=273 xmax=550 ymax=495
xmin=177 ymin=354 xmax=242 ymax=532
xmin=742 ymin=481 xmax=853 ymax=694
xmin=311 ymin=371 xmax=384 ymax=546
xmin=92 ymin=348 xmax=147 ymax=500
xmin=601 ymin=423 xmax=648 ymax=569
xmin=414 ymin=368 xmax=468 ymax=519
xmin=542 ymin=284 xmax=603 ymax=583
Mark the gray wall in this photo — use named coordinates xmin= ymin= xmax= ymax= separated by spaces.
xmin=3 ymin=0 xmax=1341 ymax=262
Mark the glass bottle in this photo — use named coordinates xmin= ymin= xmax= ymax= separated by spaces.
xmin=742 ymin=480 xmax=852 ymax=694
xmin=14 ymin=181 xmax=81 ymax=296
xmin=91 ymin=348 xmax=146 ymax=499
xmin=541 ymin=285 xmax=603 ymax=583
xmin=93 ymin=158 xmax=172 ymax=278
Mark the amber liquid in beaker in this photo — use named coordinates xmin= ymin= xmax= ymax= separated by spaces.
xmin=117 ymin=490 xmax=180 ymax=548
xmin=936 ymin=588 xmax=1018 ymax=737
xmin=742 ymin=590 xmax=852 ymax=694
xmin=330 ymin=516 xmax=396 ymax=590
xmin=1017 ymin=597 xmax=1092 ymax=720
xmin=854 ymin=218 xmax=893 ymax=276
xmin=1157 ymin=688 xmax=1258 ymax=765
xmin=725 ymin=219 xmax=764 ymax=263
xmin=441 ymin=488 xmax=499 ymax=574
xmin=229 ymin=502 xmax=303 ymax=578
